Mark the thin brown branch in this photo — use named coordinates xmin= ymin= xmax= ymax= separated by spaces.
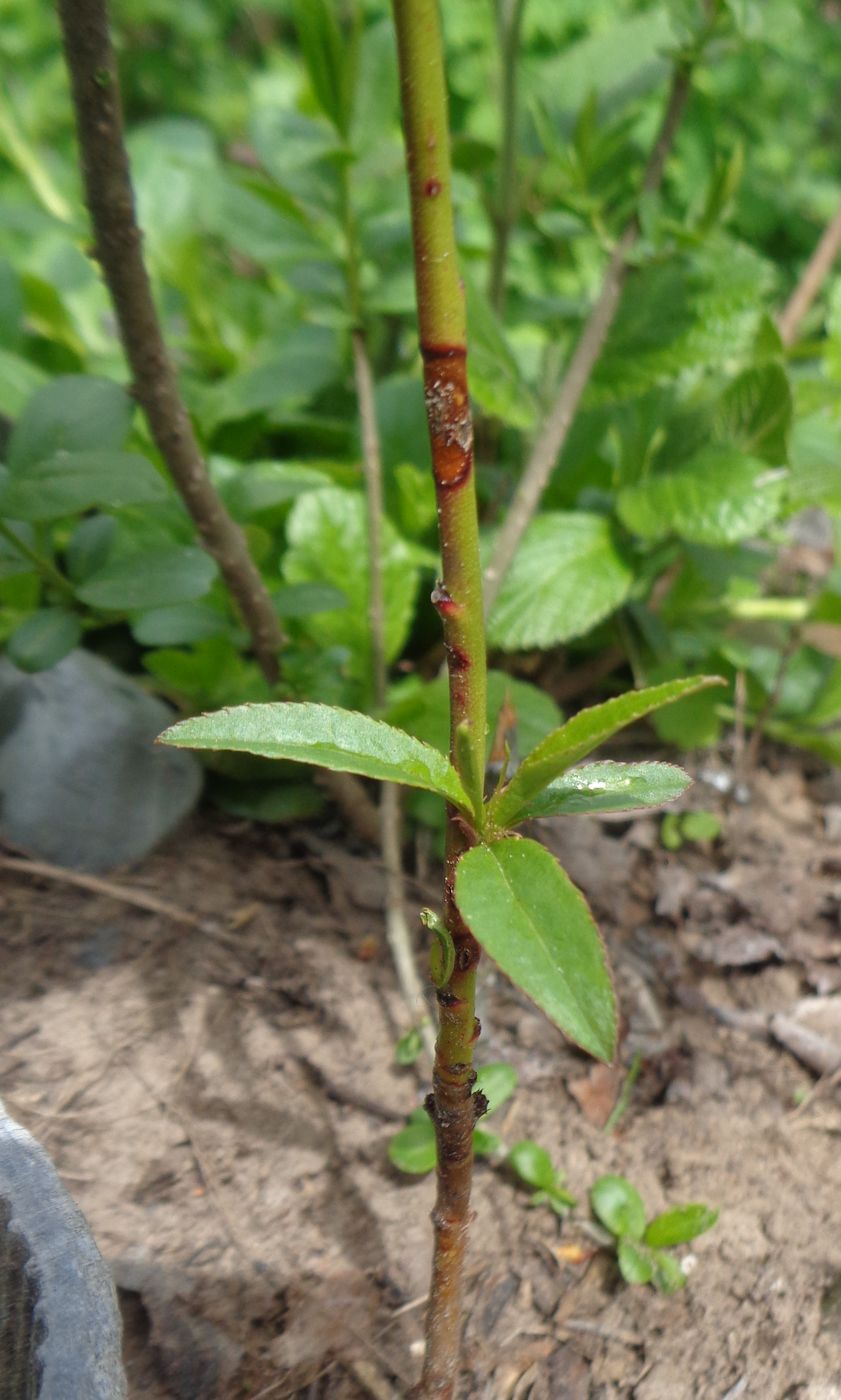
xmin=483 ymin=63 xmax=693 ymax=614
xmin=0 ymin=852 xmax=209 ymax=928
xmin=57 ymin=0 xmax=284 ymax=681
xmin=778 ymin=199 xmax=841 ymax=347
xmin=56 ymin=0 xmax=381 ymax=846
xmin=352 ymin=330 xmax=434 ymax=1059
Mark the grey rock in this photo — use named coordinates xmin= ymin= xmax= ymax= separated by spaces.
xmin=0 ymin=1098 xmax=127 ymax=1399
xmin=0 ymin=650 xmax=202 ymax=871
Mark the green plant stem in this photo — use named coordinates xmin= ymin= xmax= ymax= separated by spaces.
xmin=392 ymin=2 xmax=488 ymax=1394
xmin=0 ymin=521 xmax=75 ymax=599
xmin=488 ymin=0 xmax=527 ymax=315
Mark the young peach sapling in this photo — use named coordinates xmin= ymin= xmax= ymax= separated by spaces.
xmin=160 ymin=1 xmax=723 ymax=1390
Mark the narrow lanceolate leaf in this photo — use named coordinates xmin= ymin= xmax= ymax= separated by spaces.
xmin=160 ymin=702 xmax=474 ymax=814
xmin=514 ymin=761 xmax=691 ymax=821
xmin=489 ymin=677 xmax=723 ymax=830
xmin=455 ymin=837 xmax=616 ymax=1062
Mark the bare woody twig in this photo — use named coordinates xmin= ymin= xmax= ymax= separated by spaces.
xmin=56 ymin=0 xmax=380 ymax=845
xmin=483 ymin=61 xmax=694 ymax=614
xmin=777 ymin=198 xmax=841 ymax=347
xmin=56 ymin=0 xmax=283 ymax=680
xmin=352 ymin=330 xmax=435 ymax=1060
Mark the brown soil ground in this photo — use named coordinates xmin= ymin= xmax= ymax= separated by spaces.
xmin=3 ymin=753 xmax=841 ymax=1399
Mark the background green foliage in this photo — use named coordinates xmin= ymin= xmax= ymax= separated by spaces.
xmin=2 ymin=0 xmax=841 ymax=811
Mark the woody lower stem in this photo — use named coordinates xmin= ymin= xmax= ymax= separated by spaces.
xmin=391 ymin=3 xmax=489 ymax=1395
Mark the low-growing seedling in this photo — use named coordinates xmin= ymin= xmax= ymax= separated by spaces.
xmin=661 ymin=808 xmax=723 ymax=850
xmin=160 ymin=3 xmax=723 ymax=1391
xmin=591 ymin=1174 xmax=718 ymax=1293
xmin=507 ymin=1141 xmax=577 ymax=1217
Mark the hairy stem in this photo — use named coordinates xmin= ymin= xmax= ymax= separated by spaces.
xmin=57 ymin=0 xmax=381 ymax=845
xmin=488 ymin=0 xmax=527 ymax=315
xmin=483 ymin=60 xmax=694 ymax=613
xmin=392 ymin=2 xmax=488 ymax=1394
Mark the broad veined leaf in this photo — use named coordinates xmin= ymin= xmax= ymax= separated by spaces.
xmin=7 ymin=376 xmax=133 ymax=471
xmin=6 ymin=607 xmax=81 ymax=672
xmin=515 ymin=761 xmax=691 ymax=820
xmin=617 ymin=448 xmax=787 ymax=546
xmin=455 ymin=837 xmax=616 ymax=1061
xmin=284 ymin=487 xmax=419 ymax=690
xmin=487 ymin=514 xmax=633 ymax=652
xmin=713 ymin=363 xmax=791 ymax=465
xmin=160 ymin=702 xmax=474 ymax=813
xmin=0 ymin=450 xmax=167 ymax=521
xmin=75 ymin=547 xmax=218 ymax=611
xmin=489 ymin=677 xmax=723 ymax=829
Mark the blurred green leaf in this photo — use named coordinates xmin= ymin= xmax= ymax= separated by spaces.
xmin=644 ymin=1203 xmax=719 ymax=1247
xmin=0 ymin=450 xmax=167 ymax=520
xmin=7 ymin=377 xmax=133 ymax=471
xmin=617 ymin=449 xmax=787 ymax=546
xmin=488 ymin=514 xmax=634 ymax=652
xmin=75 ymin=547 xmax=218 ymax=611
xmin=591 ymin=1175 xmax=646 ymax=1241
xmin=6 ymin=607 xmax=81 ymax=672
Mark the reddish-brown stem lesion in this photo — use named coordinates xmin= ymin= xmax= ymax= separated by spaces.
xmin=392 ymin=2 xmax=490 ymax=1393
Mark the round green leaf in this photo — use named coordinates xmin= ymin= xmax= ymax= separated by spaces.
xmin=65 ymin=516 xmax=117 ymax=583
xmin=508 ymin=1140 xmax=556 ymax=1191
xmin=160 ymin=702 xmax=473 ymax=813
xmin=0 ymin=451 xmax=167 ymax=521
xmin=651 ymin=1249 xmax=688 ymax=1293
xmin=617 ymin=448 xmax=786 ymax=546
xmin=388 ymin=1109 xmax=435 ymax=1175
xmin=643 ymin=1203 xmax=719 ymax=1248
xmin=617 ymin=1239 xmax=655 ymax=1285
xmin=474 ymin=1062 xmax=518 ymax=1116
xmin=75 ymin=547 xmax=218 ymax=611
xmin=488 ymin=513 xmax=633 ymax=652
xmin=455 ymin=838 xmax=617 ymax=1062
xmin=7 ymin=608 xmax=82 ymax=672
xmin=8 ymin=376 xmax=133 ymax=471
xmin=591 ymin=1175 xmax=646 ymax=1240
xmin=131 ymin=603 xmax=231 ymax=646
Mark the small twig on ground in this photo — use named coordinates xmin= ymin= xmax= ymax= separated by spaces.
xmin=778 ymin=198 xmax=841 ymax=346
xmin=483 ymin=59 xmax=695 ymax=614
xmin=352 ymin=329 xmax=434 ymax=1060
xmin=556 ymin=1317 xmax=644 ymax=1349
xmin=0 ymin=852 xmax=211 ymax=929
